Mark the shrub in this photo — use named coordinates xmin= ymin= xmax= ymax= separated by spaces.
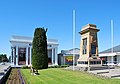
xmin=61 ymin=65 xmax=69 ymax=68
xmin=48 ymin=65 xmax=69 ymax=68
xmin=22 ymin=66 xmax=30 ymax=69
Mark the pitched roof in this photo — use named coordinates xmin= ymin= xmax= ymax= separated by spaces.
xmin=100 ymin=45 xmax=120 ymax=54
xmin=61 ymin=48 xmax=80 ymax=55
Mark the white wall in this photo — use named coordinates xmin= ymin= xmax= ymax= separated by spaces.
xmin=117 ymin=55 xmax=120 ymax=66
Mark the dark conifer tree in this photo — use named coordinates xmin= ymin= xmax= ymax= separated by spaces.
xmin=32 ymin=28 xmax=48 ymax=70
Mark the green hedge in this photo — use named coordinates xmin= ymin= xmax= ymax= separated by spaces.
xmin=48 ymin=65 xmax=69 ymax=68
xmin=21 ymin=66 xmax=30 ymax=69
xmin=22 ymin=65 xmax=69 ymax=69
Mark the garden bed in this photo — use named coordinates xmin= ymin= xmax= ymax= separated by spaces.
xmin=6 ymin=68 xmax=25 ymax=84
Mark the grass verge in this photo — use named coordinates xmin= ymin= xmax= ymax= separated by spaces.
xmin=21 ymin=68 xmax=120 ymax=84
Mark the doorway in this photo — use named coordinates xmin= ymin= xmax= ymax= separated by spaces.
xmin=18 ymin=48 xmax=26 ymax=65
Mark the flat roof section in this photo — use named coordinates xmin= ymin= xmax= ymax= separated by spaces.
xmin=10 ymin=35 xmax=59 ymax=45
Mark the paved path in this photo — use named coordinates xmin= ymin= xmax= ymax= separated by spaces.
xmin=66 ymin=66 xmax=120 ymax=79
xmin=88 ymin=69 xmax=120 ymax=78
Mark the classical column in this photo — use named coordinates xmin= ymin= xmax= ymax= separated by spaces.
xmin=26 ymin=47 xmax=28 ymax=65
xmin=11 ymin=47 xmax=13 ymax=63
xmin=12 ymin=47 xmax=15 ymax=65
xmin=14 ymin=47 xmax=16 ymax=65
xmin=30 ymin=47 xmax=32 ymax=65
xmin=16 ymin=46 xmax=18 ymax=65
xmin=28 ymin=47 xmax=30 ymax=65
xmin=55 ymin=47 xmax=58 ymax=65
xmin=52 ymin=48 xmax=54 ymax=65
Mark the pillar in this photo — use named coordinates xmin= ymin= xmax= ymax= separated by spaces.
xmin=52 ymin=48 xmax=54 ymax=65
xmin=14 ymin=47 xmax=16 ymax=65
xmin=12 ymin=47 xmax=15 ymax=65
xmin=55 ymin=47 xmax=58 ymax=65
xmin=11 ymin=47 xmax=13 ymax=63
xmin=26 ymin=47 xmax=28 ymax=65
xmin=16 ymin=46 xmax=18 ymax=65
xmin=101 ymin=59 xmax=103 ymax=65
xmin=30 ymin=47 xmax=32 ymax=65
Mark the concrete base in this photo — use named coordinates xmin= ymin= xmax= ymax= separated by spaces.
xmin=66 ymin=66 xmax=88 ymax=71
xmin=88 ymin=69 xmax=120 ymax=78
xmin=66 ymin=65 xmax=113 ymax=71
xmin=89 ymin=66 xmax=113 ymax=71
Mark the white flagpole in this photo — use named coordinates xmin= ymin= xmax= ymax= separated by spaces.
xmin=111 ymin=20 xmax=114 ymax=65
xmin=111 ymin=20 xmax=114 ymax=53
xmin=73 ymin=10 xmax=75 ymax=71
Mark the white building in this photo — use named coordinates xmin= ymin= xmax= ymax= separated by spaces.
xmin=99 ymin=45 xmax=120 ymax=66
xmin=10 ymin=35 xmax=59 ymax=66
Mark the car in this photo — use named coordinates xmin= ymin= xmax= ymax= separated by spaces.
xmin=0 ymin=62 xmax=5 ymax=65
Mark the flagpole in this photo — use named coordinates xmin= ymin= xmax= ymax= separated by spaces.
xmin=73 ymin=10 xmax=75 ymax=71
xmin=111 ymin=20 xmax=114 ymax=65
xmin=111 ymin=20 xmax=114 ymax=53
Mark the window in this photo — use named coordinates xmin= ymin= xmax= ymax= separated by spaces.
xmin=91 ymin=44 xmax=96 ymax=54
xmin=114 ymin=56 xmax=117 ymax=64
xmin=82 ymin=38 xmax=87 ymax=54
xmin=78 ymin=61 xmax=88 ymax=64
xmin=90 ymin=61 xmax=101 ymax=65
xmin=85 ymin=61 xmax=88 ymax=64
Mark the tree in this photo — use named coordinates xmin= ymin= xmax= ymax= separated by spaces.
xmin=32 ymin=27 xmax=48 ymax=71
xmin=0 ymin=56 xmax=1 ymax=62
xmin=0 ymin=54 xmax=8 ymax=62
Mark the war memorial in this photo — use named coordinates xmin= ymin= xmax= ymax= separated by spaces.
xmin=77 ymin=24 xmax=102 ymax=67
xmin=65 ymin=24 xmax=120 ymax=79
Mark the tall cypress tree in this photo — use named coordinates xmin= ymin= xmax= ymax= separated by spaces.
xmin=32 ymin=28 xmax=48 ymax=70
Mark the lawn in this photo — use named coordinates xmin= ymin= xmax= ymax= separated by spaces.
xmin=21 ymin=68 xmax=120 ymax=84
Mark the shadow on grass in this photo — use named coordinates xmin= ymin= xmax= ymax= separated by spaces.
xmin=35 ymin=73 xmax=40 ymax=75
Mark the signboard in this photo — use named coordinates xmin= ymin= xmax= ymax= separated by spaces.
xmin=65 ymin=56 xmax=73 ymax=62
xmin=65 ymin=56 xmax=73 ymax=65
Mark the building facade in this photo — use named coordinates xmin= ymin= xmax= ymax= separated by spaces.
xmin=10 ymin=35 xmax=59 ymax=66
xmin=99 ymin=45 xmax=120 ymax=66
xmin=58 ymin=48 xmax=80 ymax=65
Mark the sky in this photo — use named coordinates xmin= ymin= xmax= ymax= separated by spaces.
xmin=0 ymin=0 xmax=120 ymax=58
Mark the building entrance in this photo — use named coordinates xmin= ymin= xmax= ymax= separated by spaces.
xmin=18 ymin=48 xmax=26 ymax=65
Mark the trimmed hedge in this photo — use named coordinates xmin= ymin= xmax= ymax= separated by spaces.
xmin=22 ymin=65 xmax=69 ymax=69
xmin=21 ymin=66 xmax=30 ymax=69
xmin=48 ymin=65 xmax=69 ymax=68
